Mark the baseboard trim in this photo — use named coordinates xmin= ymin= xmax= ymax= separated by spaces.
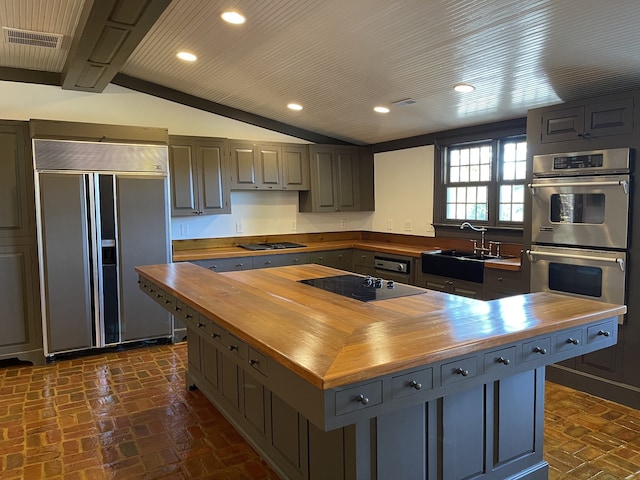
xmin=546 ymin=364 xmax=640 ymax=409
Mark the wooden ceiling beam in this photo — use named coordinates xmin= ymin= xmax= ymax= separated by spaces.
xmin=61 ymin=0 xmax=171 ymax=93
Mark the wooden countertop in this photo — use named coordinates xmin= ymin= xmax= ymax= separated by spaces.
xmin=137 ymin=263 xmax=624 ymax=390
xmin=172 ymin=240 xmax=522 ymax=271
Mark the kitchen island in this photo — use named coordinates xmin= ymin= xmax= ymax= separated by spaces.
xmin=136 ymin=262 xmax=625 ymax=480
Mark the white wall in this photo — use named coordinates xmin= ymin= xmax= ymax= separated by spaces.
xmin=371 ymin=146 xmax=435 ymax=237
xmin=1 ymin=81 xmax=435 ymax=239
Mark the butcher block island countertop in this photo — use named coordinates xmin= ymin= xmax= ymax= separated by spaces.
xmin=137 ymin=262 xmax=623 ymax=390
xmin=136 ymin=262 xmax=624 ymax=480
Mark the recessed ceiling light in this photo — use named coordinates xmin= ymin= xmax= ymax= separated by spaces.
xmin=374 ymin=106 xmax=390 ymax=113
xmin=221 ymin=11 xmax=246 ymax=24
xmin=287 ymin=103 xmax=303 ymax=111
xmin=454 ymin=83 xmax=475 ymax=93
xmin=176 ymin=51 xmax=197 ymax=62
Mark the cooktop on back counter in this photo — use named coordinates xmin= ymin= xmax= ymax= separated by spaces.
xmin=239 ymin=241 xmax=307 ymax=251
xmin=300 ymin=274 xmax=426 ymax=302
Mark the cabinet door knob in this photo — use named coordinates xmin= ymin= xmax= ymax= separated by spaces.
xmin=598 ymin=330 xmax=611 ymax=337
xmin=567 ymin=338 xmax=580 ymax=345
xmin=355 ymin=394 xmax=369 ymax=405
xmin=408 ymin=380 xmax=422 ymax=390
xmin=455 ymin=368 xmax=469 ymax=377
xmin=533 ymin=346 xmax=547 ymax=354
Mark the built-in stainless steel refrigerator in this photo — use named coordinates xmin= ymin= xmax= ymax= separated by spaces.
xmin=33 ymin=139 xmax=172 ymax=356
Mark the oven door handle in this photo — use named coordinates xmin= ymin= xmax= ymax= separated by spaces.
xmin=526 ymin=250 xmax=625 ymax=272
xmin=528 ymin=180 xmax=629 ymax=195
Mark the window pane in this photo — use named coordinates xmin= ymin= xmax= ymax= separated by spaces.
xmin=467 ymin=187 xmax=477 ymax=203
xmin=480 ymin=164 xmax=491 ymax=181
xmin=512 ymin=204 xmax=524 ymax=222
xmin=477 ymin=186 xmax=487 ymax=202
xmin=460 ymin=166 xmax=469 ymax=182
xmin=513 ymin=184 xmax=524 ymax=203
xmin=470 ymin=164 xmax=479 ymax=182
xmin=447 ymin=187 xmax=457 ymax=202
xmin=457 ymin=187 xmax=466 ymax=203
xmin=504 ymin=143 xmax=515 ymax=162
xmin=450 ymin=150 xmax=460 ymax=166
xmin=499 ymin=204 xmax=512 ymax=222
xmin=450 ymin=166 xmax=460 ymax=183
xmin=500 ymin=185 xmax=512 ymax=202
xmin=503 ymin=162 xmax=515 ymax=181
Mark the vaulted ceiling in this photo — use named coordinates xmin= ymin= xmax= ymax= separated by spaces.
xmin=2 ymin=0 xmax=640 ymax=146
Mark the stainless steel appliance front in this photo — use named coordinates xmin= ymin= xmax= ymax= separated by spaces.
xmin=529 ymin=174 xmax=630 ymax=249
xmin=528 ymin=245 xmax=626 ymax=322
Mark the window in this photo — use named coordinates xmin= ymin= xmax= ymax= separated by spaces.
xmin=442 ymin=136 xmax=527 ymax=225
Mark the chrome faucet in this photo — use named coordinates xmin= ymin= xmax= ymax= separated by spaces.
xmin=460 ymin=222 xmax=489 ymax=255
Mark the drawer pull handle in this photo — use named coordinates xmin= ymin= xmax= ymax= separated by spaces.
xmin=497 ymin=277 xmax=503 ymax=282
xmin=211 ymin=333 xmax=221 ymax=339
xmin=184 ymin=314 xmax=193 ymax=319
xmin=408 ymin=380 xmax=422 ymax=390
xmin=149 ymin=289 xmax=155 ymax=293
xmin=455 ymin=368 xmax=469 ymax=377
xmin=496 ymin=357 xmax=510 ymax=365
xmin=249 ymin=359 xmax=259 ymax=366
xmin=355 ymin=394 xmax=369 ymax=405
xmin=197 ymin=322 xmax=205 ymax=329
xmin=533 ymin=346 xmax=547 ymax=354
xmin=228 ymin=345 xmax=239 ymax=351
xmin=156 ymin=293 xmax=162 ymax=298
xmin=164 ymin=299 xmax=171 ymax=304
xmin=567 ymin=338 xmax=580 ymax=345
xmin=598 ymin=330 xmax=611 ymax=337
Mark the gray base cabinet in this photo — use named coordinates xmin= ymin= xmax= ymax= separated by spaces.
xmin=143 ymin=278 xmax=618 ymax=480
xmin=417 ymin=272 xmax=483 ymax=299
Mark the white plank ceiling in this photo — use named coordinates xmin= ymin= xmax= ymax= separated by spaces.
xmin=2 ymin=0 xmax=640 ymax=144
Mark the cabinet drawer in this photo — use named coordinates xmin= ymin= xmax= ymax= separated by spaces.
xmin=441 ymin=356 xmax=477 ymax=385
xmin=195 ymin=257 xmax=253 ymax=272
xmin=554 ymin=328 xmax=583 ymax=353
xmin=221 ymin=332 xmax=247 ymax=360
xmin=248 ymin=347 xmax=269 ymax=377
xmin=484 ymin=346 xmax=516 ymax=375
xmin=253 ymin=252 xmax=309 ymax=269
xmin=162 ymin=292 xmax=177 ymax=311
xmin=483 ymin=269 xmax=525 ymax=291
xmin=586 ymin=320 xmax=616 ymax=345
xmin=352 ymin=250 xmax=375 ymax=268
xmin=391 ymin=368 xmax=433 ymax=400
xmin=522 ymin=337 xmax=551 ymax=362
xmin=335 ymin=381 xmax=382 ymax=416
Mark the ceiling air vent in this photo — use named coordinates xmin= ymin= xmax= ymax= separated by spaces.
xmin=392 ymin=98 xmax=417 ymax=107
xmin=3 ymin=27 xmax=63 ymax=49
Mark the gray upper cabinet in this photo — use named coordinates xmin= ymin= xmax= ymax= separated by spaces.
xmin=230 ymin=142 xmax=309 ymax=191
xmin=169 ymin=135 xmax=230 ymax=216
xmin=281 ymin=144 xmax=310 ymax=190
xmin=0 ymin=121 xmax=43 ymax=364
xmin=300 ymin=145 xmax=360 ymax=212
xmin=0 ymin=123 xmax=32 ymax=239
xmin=536 ymin=96 xmax=634 ymax=145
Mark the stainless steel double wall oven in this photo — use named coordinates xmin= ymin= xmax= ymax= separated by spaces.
xmin=527 ymin=148 xmax=632 ymax=322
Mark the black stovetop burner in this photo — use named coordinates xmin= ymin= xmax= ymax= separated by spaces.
xmin=299 ymin=274 xmax=426 ymax=302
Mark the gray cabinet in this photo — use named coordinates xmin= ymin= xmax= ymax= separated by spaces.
xmin=193 ymin=256 xmax=253 ymax=272
xmin=310 ymin=249 xmax=353 ymax=270
xmin=281 ymin=144 xmax=310 ymax=190
xmin=351 ymin=249 xmax=375 ymax=276
xmin=252 ymin=252 xmax=309 ymax=269
xmin=417 ymin=272 xmax=483 ymax=299
xmin=483 ymin=268 xmax=527 ymax=300
xmin=169 ymin=135 xmax=230 ymax=216
xmin=540 ymin=97 xmax=633 ymax=144
xmin=0 ymin=122 xmax=43 ymax=364
xmin=300 ymin=145 xmax=360 ymax=212
xmin=230 ymin=142 xmax=310 ymax=191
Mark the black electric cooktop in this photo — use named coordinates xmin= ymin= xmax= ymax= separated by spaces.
xmin=299 ymin=274 xmax=427 ymax=302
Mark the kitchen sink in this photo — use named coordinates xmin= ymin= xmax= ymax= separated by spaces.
xmin=421 ymin=249 xmax=507 ymax=283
